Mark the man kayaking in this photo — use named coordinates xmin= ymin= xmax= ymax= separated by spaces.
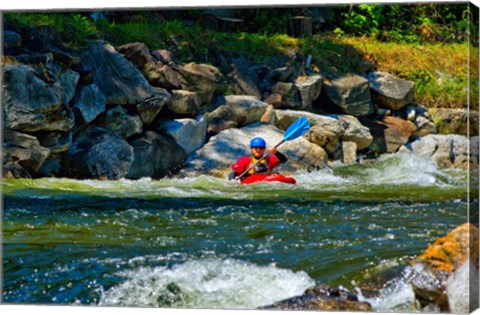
xmin=228 ymin=137 xmax=288 ymax=181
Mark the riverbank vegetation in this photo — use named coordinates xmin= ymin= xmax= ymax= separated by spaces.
xmin=4 ymin=3 xmax=478 ymax=108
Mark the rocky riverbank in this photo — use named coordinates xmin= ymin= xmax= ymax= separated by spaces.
xmin=2 ymin=25 xmax=479 ymax=179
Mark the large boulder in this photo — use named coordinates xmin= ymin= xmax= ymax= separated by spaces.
xmin=367 ymin=71 xmax=414 ymax=111
xmin=35 ymin=131 xmax=72 ymax=154
xmin=408 ymin=134 xmax=475 ymax=169
xmin=81 ymin=42 xmax=171 ymax=108
xmin=2 ymin=64 xmax=74 ymax=132
xmin=429 ymin=108 xmax=479 ymax=136
xmin=322 ymin=74 xmax=374 ymax=116
xmin=332 ymin=114 xmax=373 ymax=151
xmin=274 ymin=110 xmax=345 ymax=154
xmin=360 ymin=115 xmax=416 ymax=154
xmin=97 ymin=106 xmax=143 ymax=139
xmin=165 ymin=90 xmax=202 ymax=118
xmin=126 ymin=131 xmax=187 ymax=179
xmin=228 ymin=58 xmax=262 ymax=99
xmin=410 ymin=223 xmax=479 ymax=312
xmin=268 ymin=82 xmax=302 ymax=109
xmin=177 ymin=62 xmax=224 ymax=104
xmin=182 ymin=123 xmax=327 ymax=177
xmin=260 ymin=285 xmax=372 ymax=311
xmin=72 ymin=84 xmax=106 ymax=124
xmin=136 ymin=89 xmax=171 ymax=124
xmin=3 ymin=162 xmax=31 ymax=179
xmin=267 ymin=65 xmax=294 ymax=82
xmin=205 ymin=95 xmax=268 ymax=136
xmin=63 ymin=127 xmax=134 ymax=180
xmin=154 ymin=116 xmax=207 ymax=155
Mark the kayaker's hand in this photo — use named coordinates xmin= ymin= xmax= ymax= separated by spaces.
xmin=269 ymin=147 xmax=277 ymax=155
xmin=228 ymin=171 xmax=237 ymax=181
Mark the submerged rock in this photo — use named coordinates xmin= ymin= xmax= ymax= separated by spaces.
xmin=260 ymin=284 xmax=372 ymax=311
xmin=410 ymin=223 xmax=479 ymax=312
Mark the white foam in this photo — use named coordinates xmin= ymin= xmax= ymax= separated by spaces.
xmin=98 ymin=258 xmax=314 ymax=309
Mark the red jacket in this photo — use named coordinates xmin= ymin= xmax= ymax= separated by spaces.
xmin=231 ymin=155 xmax=281 ymax=176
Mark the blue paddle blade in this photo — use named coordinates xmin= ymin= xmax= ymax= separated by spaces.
xmin=283 ymin=117 xmax=311 ymax=141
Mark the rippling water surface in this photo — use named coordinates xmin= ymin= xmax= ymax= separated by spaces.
xmin=2 ymin=153 xmax=475 ymax=311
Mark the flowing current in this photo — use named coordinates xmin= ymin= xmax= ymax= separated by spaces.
xmin=2 ymin=153 xmax=476 ymax=311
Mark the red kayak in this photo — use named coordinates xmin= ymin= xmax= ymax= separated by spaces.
xmin=240 ymin=173 xmax=297 ymax=185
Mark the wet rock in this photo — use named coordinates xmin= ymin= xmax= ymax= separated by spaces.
xmin=81 ymin=42 xmax=170 ymax=106
xmin=177 ymin=62 xmax=224 ymax=104
xmin=3 ymin=162 xmax=31 ymax=179
xmin=408 ymin=134 xmax=474 ymax=169
xmin=274 ymin=110 xmax=344 ymax=154
xmin=429 ymin=108 xmax=479 ymax=136
xmin=154 ymin=116 xmax=207 ymax=155
xmin=72 ymin=84 xmax=106 ymax=124
xmin=126 ymin=131 xmax=187 ymax=179
xmin=260 ymin=284 xmax=372 ymax=311
xmin=335 ymin=114 xmax=373 ymax=150
xmin=228 ymin=58 xmax=262 ymax=99
xmin=165 ymin=90 xmax=202 ymax=118
xmin=59 ymin=70 xmax=80 ymax=104
xmin=360 ymin=116 xmax=416 ymax=154
xmin=410 ymin=223 xmax=479 ymax=311
xmin=182 ymin=122 xmax=327 ymax=177
xmin=4 ymin=30 xmax=23 ymax=55
xmin=205 ymin=95 xmax=267 ymax=136
xmin=323 ymin=74 xmax=374 ymax=116
xmin=3 ymin=64 xmax=74 ymax=132
xmin=63 ymin=127 xmax=134 ymax=180
xmin=367 ymin=71 xmax=414 ymax=111
xmin=97 ymin=106 xmax=143 ymax=139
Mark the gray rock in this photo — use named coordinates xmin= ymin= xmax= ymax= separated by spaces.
xmin=335 ymin=115 xmax=373 ymax=150
xmin=34 ymin=156 xmax=62 ymax=177
xmin=413 ymin=116 xmax=437 ymax=138
xmin=59 ymin=70 xmax=80 ymax=104
xmin=3 ymin=129 xmax=40 ymax=148
xmin=151 ymin=49 xmax=172 ymax=64
xmin=73 ymin=84 xmax=106 ymax=124
xmin=63 ymin=127 xmax=134 ymax=179
xmin=3 ymin=162 xmax=31 ymax=179
xmin=270 ymin=82 xmax=302 ymax=109
xmin=228 ymin=58 xmax=262 ymax=99
xmin=205 ymin=95 xmax=268 ymax=135
xmin=98 ymin=106 xmax=143 ymax=139
xmin=136 ymin=88 xmax=171 ymax=124
xmin=367 ymin=71 xmax=414 ymax=110
xmin=165 ymin=90 xmax=202 ymax=118
xmin=323 ymin=74 xmax=374 ymax=116
xmin=35 ymin=131 xmax=72 ymax=154
xmin=177 ymin=62 xmax=224 ymax=104
xmin=183 ymin=123 xmax=327 ymax=177
xmin=267 ymin=66 xmax=294 ymax=82
xmin=3 ymin=146 xmax=51 ymax=172
xmin=3 ymin=64 xmax=74 ymax=132
xmin=81 ymin=42 xmax=170 ymax=106
xmin=126 ymin=131 xmax=187 ymax=179
xmin=155 ymin=116 xmax=207 ymax=155
xmin=295 ymin=75 xmax=324 ymax=110
xmin=4 ymin=31 xmax=23 ymax=55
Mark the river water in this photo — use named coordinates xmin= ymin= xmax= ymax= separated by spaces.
xmin=2 ymin=153 xmax=476 ymax=312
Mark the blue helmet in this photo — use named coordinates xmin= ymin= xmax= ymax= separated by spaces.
xmin=250 ymin=137 xmax=266 ymax=148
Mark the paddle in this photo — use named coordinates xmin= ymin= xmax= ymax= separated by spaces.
xmin=235 ymin=117 xmax=311 ymax=180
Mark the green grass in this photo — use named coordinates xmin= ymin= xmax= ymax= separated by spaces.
xmin=4 ymin=12 xmax=478 ymax=109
